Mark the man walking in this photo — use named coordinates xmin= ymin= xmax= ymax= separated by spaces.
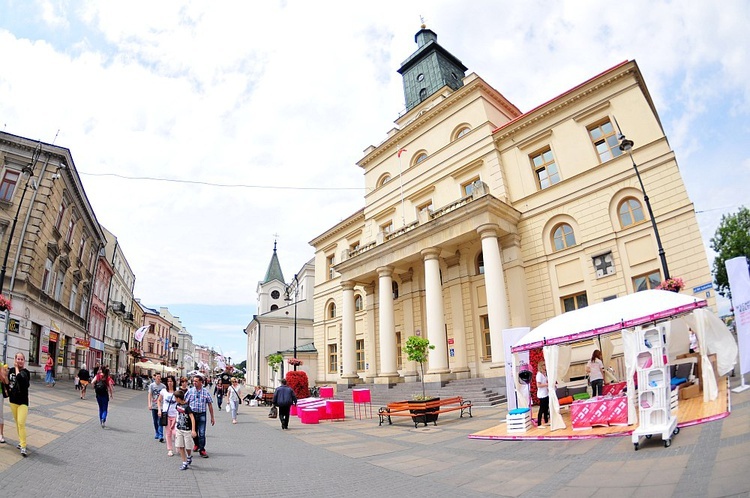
xmin=147 ymin=373 xmax=166 ymax=442
xmin=272 ymin=379 xmax=297 ymax=430
xmin=185 ymin=375 xmax=215 ymax=458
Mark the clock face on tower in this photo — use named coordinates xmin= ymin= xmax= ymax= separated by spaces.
xmin=271 ymin=290 xmax=280 ymax=299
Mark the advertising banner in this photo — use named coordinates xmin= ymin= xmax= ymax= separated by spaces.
xmin=726 ymin=256 xmax=750 ymax=375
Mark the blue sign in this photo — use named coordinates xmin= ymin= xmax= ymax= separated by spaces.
xmin=692 ymin=283 xmax=712 ymax=294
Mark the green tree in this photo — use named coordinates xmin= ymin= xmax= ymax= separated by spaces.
xmin=268 ymin=353 xmax=283 ymax=373
xmin=710 ymin=206 xmax=750 ymax=296
xmin=404 ymin=335 xmax=435 ymax=399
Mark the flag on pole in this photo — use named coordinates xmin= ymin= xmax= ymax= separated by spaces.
xmin=216 ymin=354 xmax=226 ymax=370
xmin=397 ymin=147 xmax=407 ymax=157
xmin=134 ymin=325 xmax=149 ymax=342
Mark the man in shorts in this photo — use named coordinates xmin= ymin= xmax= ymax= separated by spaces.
xmin=174 ymin=389 xmax=196 ymax=470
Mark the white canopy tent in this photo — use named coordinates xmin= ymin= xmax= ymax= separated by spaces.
xmin=512 ymin=290 xmax=738 ymax=431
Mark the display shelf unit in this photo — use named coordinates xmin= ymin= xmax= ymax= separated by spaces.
xmin=632 ymin=326 xmax=679 ymax=450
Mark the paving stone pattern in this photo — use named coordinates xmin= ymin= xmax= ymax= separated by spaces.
xmin=0 ymin=378 xmax=748 ymax=497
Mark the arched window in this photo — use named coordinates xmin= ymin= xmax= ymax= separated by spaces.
xmin=552 ymin=223 xmax=576 ymax=251
xmin=378 ymin=174 xmax=392 ymax=188
xmin=328 ymin=302 xmax=337 ymax=318
xmin=618 ymin=198 xmax=645 ymax=228
xmin=411 ymin=151 xmax=428 ymax=167
xmin=476 ymin=252 xmax=485 ymax=275
xmin=354 ymin=294 xmax=363 ymax=312
xmin=453 ymin=125 xmax=471 ymax=141
xmin=270 ymin=304 xmax=278 ymax=311
xmin=392 ymin=281 xmax=399 ymax=300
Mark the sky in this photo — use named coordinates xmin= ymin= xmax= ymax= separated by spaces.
xmin=1 ymin=1 xmax=748 ymax=363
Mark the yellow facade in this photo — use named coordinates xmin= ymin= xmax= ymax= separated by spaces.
xmin=310 ymin=56 xmax=713 ymax=385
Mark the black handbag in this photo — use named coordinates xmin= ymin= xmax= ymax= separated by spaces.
xmin=268 ymin=406 xmax=278 ymax=419
xmin=159 ymin=398 xmax=173 ymax=426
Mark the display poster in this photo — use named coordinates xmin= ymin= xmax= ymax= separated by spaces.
xmin=726 ymin=256 xmax=750 ymax=375
xmin=502 ymin=327 xmax=531 ymax=411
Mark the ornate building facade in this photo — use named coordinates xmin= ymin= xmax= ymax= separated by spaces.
xmin=310 ymin=27 xmax=713 ymax=387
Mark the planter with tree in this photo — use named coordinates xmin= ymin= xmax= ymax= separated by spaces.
xmin=404 ymin=335 xmax=439 ymax=426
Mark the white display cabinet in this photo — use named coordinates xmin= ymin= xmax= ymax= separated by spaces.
xmin=632 ymin=326 xmax=679 ymax=450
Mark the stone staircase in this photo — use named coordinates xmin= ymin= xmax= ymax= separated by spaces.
xmin=328 ymin=377 xmax=506 ymax=408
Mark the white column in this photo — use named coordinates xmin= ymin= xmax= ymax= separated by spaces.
xmin=422 ymin=248 xmax=449 ymax=373
xmin=377 ymin=267 xmax=398 ymax=376
xmin=478 ymin=225 xmax=511 ymax=350
xmin=341 ymin=281 xmax=358 ymax=381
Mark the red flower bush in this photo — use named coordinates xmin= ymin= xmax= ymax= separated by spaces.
xmin=0 ymin=294 xmax=12 ymax=312
xmin=286 ymin=370 xmax=310 ymax=399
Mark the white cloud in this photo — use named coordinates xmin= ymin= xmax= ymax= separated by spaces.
xmin=0 ymin=0 xmax=748 ymax=315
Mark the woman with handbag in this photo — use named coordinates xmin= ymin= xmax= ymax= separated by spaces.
xmin=158 ymin=375 xmax=178 ymax=456
xmin=44 ymin=355 xmax=55 ymax=387
xmin=586 ymin=350 xmax=605 ymax=397
xmin=226 ymin=378 xmax=242 ymax=424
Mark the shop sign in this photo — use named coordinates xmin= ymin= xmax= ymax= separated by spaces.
xmin=76 ymin=338 xmax=91 ymax=349
xmin=49 ymin=331 xmax=59 ymax=342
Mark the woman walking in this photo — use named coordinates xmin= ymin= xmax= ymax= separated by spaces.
xmin=92 ymin=366 xmax=114 ymax=428
xmin=78 ymin=364 xmax=91 ymax=399
xmin=8 ymin=352 xmax=31 ymax=456
xmin=44 ymin=355 xmax=55 ymax=387
xmin=227 ymin=378 xmax=242 ymax=424
xmin=157 ymin=375 xmax=178 ymax=456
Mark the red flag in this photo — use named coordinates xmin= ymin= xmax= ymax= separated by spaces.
xmin=397 ymin=148 xmax=407 ymax=158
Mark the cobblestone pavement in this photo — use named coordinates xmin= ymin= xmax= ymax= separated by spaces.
xmin=0 ymin=377 xmax=748 ymax=497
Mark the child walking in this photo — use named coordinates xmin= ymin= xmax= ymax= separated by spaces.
xmin=174 ymin=390 xmax=196 ymax=471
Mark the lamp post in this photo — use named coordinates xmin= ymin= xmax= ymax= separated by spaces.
xmin=284 ymin=274 xmax=299 ymax=370
xmin=1 ymin=144 xmax=41 ymax=364
xmin=619 ymin=135 xmax=670 ymax=281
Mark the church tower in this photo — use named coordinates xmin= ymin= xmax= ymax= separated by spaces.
xmin=257 ymin=241 xmax=286 ymax=314
xmin=397 ymin=24 xmax=468 ymax=111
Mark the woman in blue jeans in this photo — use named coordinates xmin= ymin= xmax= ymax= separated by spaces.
xmin=92 ymin=367 xmax=114 ymax=427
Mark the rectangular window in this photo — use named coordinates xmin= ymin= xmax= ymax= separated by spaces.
xmin=55 ymin=200 xmax=67 ymax=231
xmin=326 ymin=254 xmax=335 ymax=280
xmin=588 ymin=119 xmax=623 ymax=163
xmin=562 ymin=292 xmax=589 ymax=312
xmin=480 ymin=315 xmax=491 ymax=359
xmin=633 ymin=271 xmax=661 ymax=292
xmin=54 ymin=270 xmax=65 ymax=300
xmin=42 ymin=258 xmax=53 ymax=294
xmin=356 ymin=339 xmax=365 ymax=371
xmin=462 ymin=177 xmax=480 ymax=197
xmin=531 ymin=148 xmax=560 ymax=190
xmin=69 ymin=284 xmax=78 ymax=310
xmin=328 ymin=344 xmax=338 ymax=374
xmin=380 ymin=221 xmax=394 ymax=234
xmin=416 ymin=200 xmax=433 ymax=219
xmin=0 ymin=170 xmax=21 ymax=202
xmin=80 ymin=294 xmax=88 ymax=317
xmin=78 ymin=236 xmax=86 ymax=261
xmin=396 ymin=332 xmax=403 ymax=369
xmin=66 ymin=214 xmax=77 ymax=245
xmin=29 ymin=323 xmax=41 ymax=365
xmin=349 ymin=241 xmax=360 ymax=256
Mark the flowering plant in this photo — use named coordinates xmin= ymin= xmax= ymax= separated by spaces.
xmin=657 ymin=277 xmax=685 ymax=292
xmin=287 ymin=358 xmax=303 ymax=366
xmin=0 ymin=294 xmax=11 ymax=312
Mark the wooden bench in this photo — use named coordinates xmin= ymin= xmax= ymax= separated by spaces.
xmin=243 ymin=391 xmax=275 ymax=406
xmin=378 ymin=396 xmax=472 ymax=427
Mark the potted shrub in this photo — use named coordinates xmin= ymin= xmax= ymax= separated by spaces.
xmin=404 ymin=335 xmax=439 ymax=426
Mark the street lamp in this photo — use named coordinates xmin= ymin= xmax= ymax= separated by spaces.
xmin=618 ymin=135 xmax=670 ymax=281
xmin=284 ymin=273 xmax=299 ymax=370
xmin=1 ymin=144 xmax=41 ymax=364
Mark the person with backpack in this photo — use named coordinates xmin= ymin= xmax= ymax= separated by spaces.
xmin=147 ymin=373 xmax=166 ymax=442
xmin=78 ymin=364 xmax=91 ymax=400
xmin=92 ymin=366 xmax=114 ymax=428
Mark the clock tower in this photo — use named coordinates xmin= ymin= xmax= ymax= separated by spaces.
xmin=397 ymin=25 xmax=468 ymax=112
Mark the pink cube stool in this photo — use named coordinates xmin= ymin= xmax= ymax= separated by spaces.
xmin=290 ymin=405 xmax=297 ymax=416
xmin=319 ymin=386 xmax=334 ymax=398
xmin=317 ymin=404 xmax=328 ymax=420
xmin=326 ymin=399 xmax=345 ymax=421
xmin=300 ymin=409 xmax=319 ymax=424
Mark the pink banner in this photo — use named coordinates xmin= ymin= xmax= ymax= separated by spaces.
xmin=570 ymin=396 xmax=629 ymax=429
xmin=726 ymin=257 xmax=750 ymax=376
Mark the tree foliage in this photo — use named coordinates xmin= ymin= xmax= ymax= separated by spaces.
xmin=404 ymin=335 xmax=435 ymax=399
xmin=710 ymin=206 xmax=750 ymax=296
xmin=268 ymin=353 xmax=283 ymax=372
